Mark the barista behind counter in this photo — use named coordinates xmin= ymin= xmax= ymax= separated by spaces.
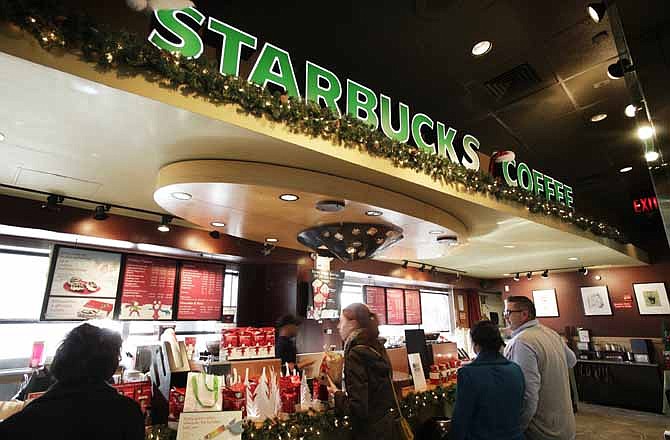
xmin=275 ymin=315 xmax=316 ymax=372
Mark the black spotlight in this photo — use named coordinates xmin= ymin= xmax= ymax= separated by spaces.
xmin=455 ymin=273 xmax=462 ymax=281
xmin=526 ymin=272 xmax=533 ymax=280
xmin=209 ymin=230 xmax=221 ymax=239
xmin=157 ymin=215 xmax=172 ymax=233
xmin=93 ymin=204 xmax=110 ymax=221
xmin=587 ymin=2 xmax=607 ymax=23
xmin=579 ymin=267 xmax=589 ymax=276
xmin=541 ymin=269 xmax=549 ymax=279
xmin=430 ymin=266 xmax=438 ymax=276
xmin=419 ymin=264 xmax=426 ymax=272
xmin=41 ymin=194 xmax=64 ymax=212
xmin=401 ymin=260 xmax=409 ymax=269
xmin=513 ymin=273 xmax=520 ymax=282
xmin=607 ymin=58 xmax=632 ymax=80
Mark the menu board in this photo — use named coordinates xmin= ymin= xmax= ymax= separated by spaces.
xmin=364 ymin=286 xmax=387 ymax=325
xmin=43 ymin=247 xmax=122 ymax=320
xmin=119 ymin=255 xmax=177 ymax=320
xmin=386 ymin=288 xmax=406 ymax=325
xmin=177 ymin=262 xmax=224 ymax=320
xmin=404 ymin=290 xmax=422 ymax=325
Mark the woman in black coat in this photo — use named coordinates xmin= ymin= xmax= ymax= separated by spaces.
xmin=0 ymin=323 xmax=144 ymax=440
xmin=329 ymin=303 xmax=399 ymax=440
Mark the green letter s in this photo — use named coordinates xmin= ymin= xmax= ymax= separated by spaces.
xmin=148 ymin=7 xmax=206 ymax=59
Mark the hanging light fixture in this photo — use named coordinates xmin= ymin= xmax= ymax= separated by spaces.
xmin=513 ymin=273 xmax=520 ymax=282
xmin=541 ymin=269 xmax=549 ymax=279
xmin=526 ymin=272 xmax=533 ymax=280
xmin=41 ymin=194 xmax=64 ymax=212
xmin=401 ymin=260 xmax=409 ymax=269
xmin=578 ymin=267 xmax=589 ymax=276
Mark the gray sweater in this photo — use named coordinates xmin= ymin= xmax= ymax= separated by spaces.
xmin=504 ymin=320 xmax=577 ymax=440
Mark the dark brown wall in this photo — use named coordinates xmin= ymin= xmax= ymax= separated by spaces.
xmin=493 ymin=263 xmax=670 ymax=338
xmin=237 ymin=263 xmax=299 ymax=327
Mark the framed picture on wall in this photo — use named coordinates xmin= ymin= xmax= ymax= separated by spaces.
xmin=633 ymin=282 xmax=670 ymax=315
xmin=532 ymin=289 xmax=559 ymax=317
xmin=580 ymin=286 xmax=613 ymax=316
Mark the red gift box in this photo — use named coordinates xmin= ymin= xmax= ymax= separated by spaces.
xmin=223 ymin=383 xmax=246 ymax=412
xmin=238 ymin=330 xmax=254 ymax=347
xmin=223 ymin=330 xmax=240 ymax=348
xmin=168 ymin=387 xmax=186 ymax=422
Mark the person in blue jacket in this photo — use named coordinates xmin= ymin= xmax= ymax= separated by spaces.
xmin=450 ymin=320 xmax=525 ymax=440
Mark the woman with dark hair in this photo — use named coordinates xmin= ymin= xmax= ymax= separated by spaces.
xmin=328 ymin=302 xmax=400 ymax=440
xmin=450 ymin=320 xmax=525 ymax=440
xmin=0 ymin=323 xmax=144 ymax=440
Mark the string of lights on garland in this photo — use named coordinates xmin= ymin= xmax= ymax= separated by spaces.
xmin=0 ymin=0 xmax=624 ymax=242
xmin=242 ymin=385 xmax=456 ymax=440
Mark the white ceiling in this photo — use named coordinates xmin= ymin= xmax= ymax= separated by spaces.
xmin=0 ymin=51 xmax=647 ymax=278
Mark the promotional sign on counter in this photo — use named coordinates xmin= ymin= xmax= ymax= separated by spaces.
xmin=42 ymin=246 xmax=122 ymax=320
xmin=364 ymin=286 xmax=387 ymax=325
xmin=119 ymin=255 xmax=177 ymax=320
xmin=386 ymin=288 xmax=406 ymax=325
xmin=177 ymin=262 xmax=225 ymax=320
xmin=404 ymin=290 xmax=422 ymax=325
xmin=307 ymin=269 xmax=344 ymax=320
xmin=176 ymin=411 xmax=243 ymax=440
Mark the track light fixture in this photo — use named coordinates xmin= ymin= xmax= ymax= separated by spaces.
xmin=419 ymin=264 xmax=426 ymax=272
xmin=578 ymin=267 xmax=589 ymax=276
xmin=209 ymin=230 xmax=221 ymax=239
xmin=607 ymin=58 xmax=632 ymax=80
xmin=513 ymin=273 xmax=520 ymax=282
xmin=541 ymin=269 xmax=549 ymax=279
xmin=526 ymin=272 xmax=533 ymax=280
xmin=587 ymin=2 xmax=607 ymax=23
xmin=157 ymin=215 xmax=172 ymax=233
xmin=401 ymin=260 xmax=409 ymax=269
xmin=93 ymin=204 xmax=110 ymax=221
xmin=430 ymin=266 xmax=438 ymax=276
xmin=456 ymin=273 xmax=461 ymax=281
xmin=41 ymin=194 xmax=64 ymax=212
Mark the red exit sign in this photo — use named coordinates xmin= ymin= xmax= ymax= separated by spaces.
xmin=633 ymin=196 xmax=659 ymax=213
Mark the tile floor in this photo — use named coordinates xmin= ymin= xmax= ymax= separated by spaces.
xmin=576 ymin=403 xmax=670 ymax=439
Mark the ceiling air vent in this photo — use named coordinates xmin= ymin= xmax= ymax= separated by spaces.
xmin=484 ymin=63 xmax=542 ymax=102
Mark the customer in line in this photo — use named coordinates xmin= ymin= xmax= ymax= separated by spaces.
xmin=504 ymin=296 xmax=577 ymax=440
xmin=328 ymin=303 xmax=399 ymax=440
xmin=450 ymin=320 xmax=525 ymax=440
xmin=0 ymin=323 xmax=144 ymax=440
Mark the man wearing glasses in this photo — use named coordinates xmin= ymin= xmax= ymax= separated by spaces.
xmin=503 ymin=296 xmax=577 ymax=440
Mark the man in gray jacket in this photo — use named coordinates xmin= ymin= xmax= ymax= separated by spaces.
xmin=503 ymin=296 xmax=577 ymax=440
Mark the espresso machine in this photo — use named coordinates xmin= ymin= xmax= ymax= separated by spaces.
xmin=576 ymin=328 xmax=594 ymax=360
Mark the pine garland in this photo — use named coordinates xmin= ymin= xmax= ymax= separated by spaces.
xmin=0 ymin=0 xmax=625 ymax=242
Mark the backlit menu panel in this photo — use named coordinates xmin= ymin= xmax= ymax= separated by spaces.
xmin=177 ymin=262 xmax=224 ymax=320
xmin=404 ymin=290 xmax=422 ymax=325
xmin=119 ymin=256 xmax=177 ymax=320
xmin=364 ymin=286 xmax=387 ymax=325
xmin=386 ymin=288 xmax=406 ymax=325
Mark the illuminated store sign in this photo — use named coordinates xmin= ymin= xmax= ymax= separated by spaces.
xmin=148 ymin=8 xmax=482 ymax=171
xmin=502 ymin=160 xmax=574 ymax=209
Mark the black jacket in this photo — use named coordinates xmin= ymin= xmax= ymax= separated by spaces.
xmin=335 ymin=331 xmax=399 ymax=440
xmin=0 ymin=382 xmax=144 ymax=440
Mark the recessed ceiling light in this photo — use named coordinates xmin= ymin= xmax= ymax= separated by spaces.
xmin=429 ymin=230 xmax=444 ymax=235
xmin=210 ymin=221 xmax=226 ymax=227
xmin=587 ymin=2 xmax=607 ymax=23
xmin=637 ymin=125 xmax=654 ymax=140
xmin=619 ymin=166 xmax=633 ymax=173
xmin=568 ymin=257 xmax=579 ymax=261
xmin=471 ymin=40 xmax=493 ymax=57
xmin=171 ymin=192 xmax=192 ymax=200
xmin=279 ymin=194 xmax=299 ymax=202
xmin=365 ymin=210 xmax=383 ymax=217
xmin=625 ymin=104 xmax=638 ymax=118
xmin=645 ymin=151 xmax=660 ymax=162
xmin=590 ymin=113 xmax=608 ymax=122
xmin=265 ymin=237 xmax=279 ymax=243
xmin=157 ymin=225 xmax=170 ymax=232
xmin=504 ymin=245 xmax=516 ymax=249
xmin=0 ymin=132 xmax=5 ymax=142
